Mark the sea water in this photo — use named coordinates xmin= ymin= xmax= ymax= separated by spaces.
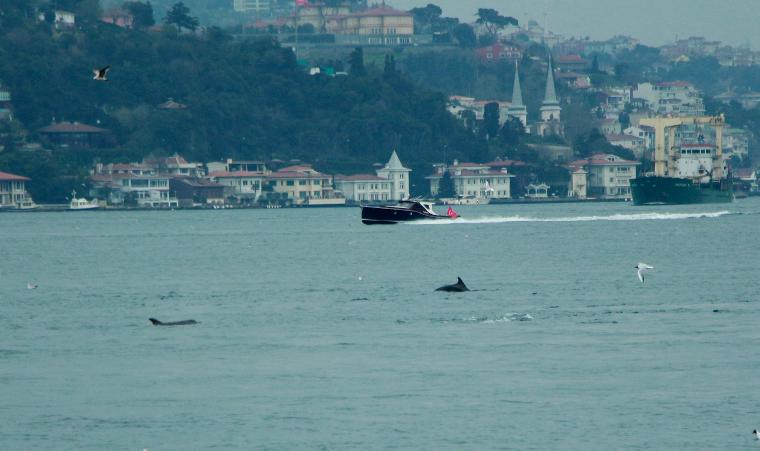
xmin=1 ymin=199 xmax=760 ymax=450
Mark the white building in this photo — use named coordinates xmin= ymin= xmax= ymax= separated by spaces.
xmin=0 ymin=171 xmax=34 ymax=209
xmin=376 ymin=151 xmax=411 ymax=201
xmin=233 ymin=0 xmax=270 ymax=14
xmin=568 ymin=168 xmax=588 ymax=199
xmin=633 ymin=82 xmax=706 ymax=117
xmin=623 ymin=125 xmax=654 ymax=151
xmin=571 ymin=154 xmax=640 ymax=199
xmin=334 ymin=175 xmax=392 ymax=202
xmin=38 ymin=10 xmax=76 ymax=28
xmin=119 ymin=175 xmax=178 ymax=207
xmin=208 ymin=171 xmax=266 ymax=201
xmin=427 ymin=160 xmax=514 ymax=199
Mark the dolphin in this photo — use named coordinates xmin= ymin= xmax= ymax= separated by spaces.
xmin=149 ymin=318 xmax=198 ymax=326
xmin=435 ymin=277 xmax=469 ymax=292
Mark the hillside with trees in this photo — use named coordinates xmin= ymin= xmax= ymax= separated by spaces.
xmin=0 ymin=0 xmax=488 ymax=201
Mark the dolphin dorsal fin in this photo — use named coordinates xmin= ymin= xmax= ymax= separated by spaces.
xmin=457 ymin=277 xmax=464 ymax=284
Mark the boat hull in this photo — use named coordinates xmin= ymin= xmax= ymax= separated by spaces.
xmin=361 ymin=205 xmax=449 ymax=225
xmin=630 ymin=176 xmax=734 ymax=206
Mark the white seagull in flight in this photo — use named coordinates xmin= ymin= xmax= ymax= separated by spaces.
xmin=635 ymin=263 xmax=654 ymax=284
xmin=27 ymin=281 xmax=38 ymax=290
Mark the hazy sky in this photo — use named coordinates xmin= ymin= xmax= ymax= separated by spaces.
xmin=392 ymin=0 xmax=759 ymax=48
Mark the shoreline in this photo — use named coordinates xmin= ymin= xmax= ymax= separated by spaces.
xmin=1 ymin=197 xmax=634 ymax=213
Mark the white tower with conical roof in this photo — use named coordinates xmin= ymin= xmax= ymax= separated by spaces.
xmin=506 ymin=61 xmax=528 ymax=128
xmin=534 ymin=59 xmax=564 ymax=137
xmin=376 ymin=150 xmax=411 ymax=200
xmin=540 ymin=60 xmax=561 ymax=122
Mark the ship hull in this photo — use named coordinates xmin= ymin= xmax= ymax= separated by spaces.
xmin=361 ymin=205 xmax=449 ymax=225
xmin=630 ymin=176 xmax=734 ymax=206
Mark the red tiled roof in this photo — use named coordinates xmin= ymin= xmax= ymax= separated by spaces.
xmin=457 ymin=170 xmax=514 ymax=177
xmin=0 ymin=171 xmax=29 ymax=181
xmin=486 ymin=160 xmax=526 ymax=168
xmin=208 ymin=171 xmax=266 ymax=178
xmin=164 ymin=155 xmax=189 ymax=166
xmin=452 ymin=162 xmax=487 ymax=168
xmin=350 ymin=7 xmax=411 ymax=17
xmin=109 ymin=163 xmax=153 ymax=170
xmin=38 ymin=121 xmax=107 ymax=133
xmin=335 ymin=174 xmax=386 ymax=181
xmin=267 ymin=171 xmax=328 ymax=179
xmin=557 ymin=54 xmax=587 ymax=63
xmin=587 ymin=153 xmax=640 ymax=165
xmin=278 ymin=164 xmax=313 ymax=172
xmin=657 ymin=81 xmax=692 ymax=88
xmin=173 ymin=177 xmax=224 ymax=188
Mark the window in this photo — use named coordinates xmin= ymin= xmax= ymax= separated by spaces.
xmin=299 ymin=192 xmax=307 ymax=199
xmin=299 ymin=180 xmax=306 ymax=186
xmin=287 ymin=180 xmax=294 ymax=186
xmin=609 ymin=177 xmax=614 ymax=183
xmin=313 ymin=179 xmax=321 ymax=185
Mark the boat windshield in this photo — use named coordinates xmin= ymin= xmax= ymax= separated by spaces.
xmin=399 ymin=200 xmax=436 ymax=215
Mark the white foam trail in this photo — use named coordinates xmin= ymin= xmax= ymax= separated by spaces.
xmin=412 ymin=211 xmax=732 ymax=225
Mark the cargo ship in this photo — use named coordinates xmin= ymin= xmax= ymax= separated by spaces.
xmin=630 ymin=115 xmax=734 ymax=206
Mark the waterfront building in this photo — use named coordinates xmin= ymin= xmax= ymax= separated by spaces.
xmin=207 ymin=159 xmax=268 ymax=175
xmin=0 ymin=171 xmax=34 ymax=209
xmin=334 ymin=174 xmax=392 ymax=202
xmin=207 ymin=171 xmax=267 ymax=203
xmin=267 ymin=165 xmax=344 ymax=206
xmin=525 ymin=183 xmax=549 ymax=198
xmin=569 ymin=154 xmax=640 ymax=199
xmin=427 ymin=160 xmax=514 ymax=199
xmin=170 ymin=177 xmax=225 ymax=207
xmin=117 ymin=174 xmax=178 ymax=208
xmin=375 ymin=151 xmax=411 ymax=201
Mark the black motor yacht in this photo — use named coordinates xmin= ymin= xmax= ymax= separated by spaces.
xmin=361 ymin=200 xmax=458 ymax=225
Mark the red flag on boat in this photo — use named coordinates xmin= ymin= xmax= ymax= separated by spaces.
xmin=296 ymin=0 xmax=308 ymax=6
xmin=447 ymin=206 xmax=459 ymax=219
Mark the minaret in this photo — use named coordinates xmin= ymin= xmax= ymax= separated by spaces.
xmin=506 ymin=61 xmax=528 ymax=128
xmin=540 ymin=59 xmax=561 ymax=122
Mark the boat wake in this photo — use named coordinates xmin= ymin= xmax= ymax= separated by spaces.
xmin=412 ymin=210 xmax=733 ymax=225
xmin=435 ymin=313 xmax=534 ymax=324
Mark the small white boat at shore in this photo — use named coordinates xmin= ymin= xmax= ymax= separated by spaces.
xmin=69 ymin=191 xmax=100 ymax=211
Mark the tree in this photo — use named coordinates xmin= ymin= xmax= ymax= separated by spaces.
xmin=483 ymin=102 xmax=500 ymax=139
xmin=123 ymin=1 xmax=155 ymax=29
xmin=475 ymin=8 xmax=517 ymax=38
xmin=409 ymin=3 xmax=442 ymax=34
xmin=499 ymin=117 xmax=525 ymax=146
xmin=164 ymin=2 xmax=198 ymax=32
xmin=383 ymin=54 xmax=396 ymax=78
xmin=452 ymin=23 xmax=476 ymax=49
xmin=348 ymin=47 xmax=366 ymax=76
xmin=437 ymin=170 xmax=455 ymax=198
xmin=590 ymin=54 xmax=600 ymax=73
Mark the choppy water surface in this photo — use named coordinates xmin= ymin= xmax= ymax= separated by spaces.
xmin=2 ymin=200 xmax=760 ymax=450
